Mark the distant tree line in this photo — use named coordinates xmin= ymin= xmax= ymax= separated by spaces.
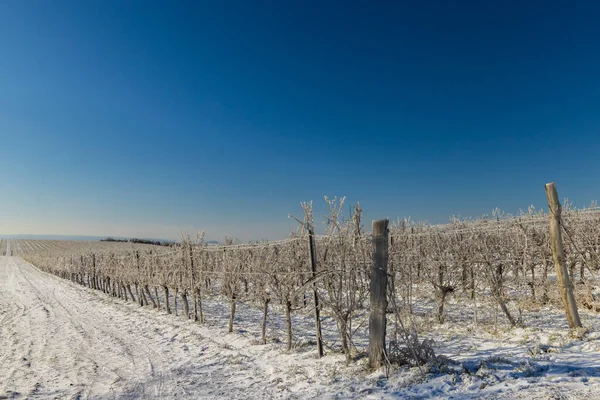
xmin=101 ymin=237 xmax=175 ymax=247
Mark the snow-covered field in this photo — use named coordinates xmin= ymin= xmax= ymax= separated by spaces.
xmin=2 ymin=254 xmax=600 ymax=399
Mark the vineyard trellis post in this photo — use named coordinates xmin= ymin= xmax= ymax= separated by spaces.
xmin=545 ymin=182 xmax=582 ymax=329
xmin=369 ymin=219 xmax=388 ymax=369
xmin=308 ymin=228 xmax=324 ymax=358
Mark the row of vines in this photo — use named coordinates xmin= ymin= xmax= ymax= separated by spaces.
xmin=19 ymin=197 xmax=600 ymax=364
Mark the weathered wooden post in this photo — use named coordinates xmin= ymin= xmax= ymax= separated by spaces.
xmin=189 ymin=242 xmax=199 ymax=322
xmin=545 ymin=182 xmax=582 ymax=329
xmin=164 ymin=286 xmax=171 ymax=314
xmin=369 ymin=219 xmax=389 ymax=369
xmin=308 ymin=228 xmax=324 ymax=358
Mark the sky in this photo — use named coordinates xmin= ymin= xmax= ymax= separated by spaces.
xmin=1 ymin=0 xmax=599 ymax=241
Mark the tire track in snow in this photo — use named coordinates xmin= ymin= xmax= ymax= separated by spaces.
xmin=0 ymin=255 xmax=345 ymax=400
xmin=0 ymin=256 xmax=178 ymax=398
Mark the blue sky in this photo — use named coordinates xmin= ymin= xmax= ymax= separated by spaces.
xmin=1 ymin=0 xmax=599 ymax=240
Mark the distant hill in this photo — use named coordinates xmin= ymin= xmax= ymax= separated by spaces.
xmin=0 ymin=234 xmax=113 ymax=241
xmin=100 ymin=237 xmax=176 ymax=247
xmin=0 ymin=234 xmax=221 ymax=245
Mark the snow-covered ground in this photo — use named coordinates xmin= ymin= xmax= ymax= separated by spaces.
xmin=2 ymin=255 xmax=600 ymax=399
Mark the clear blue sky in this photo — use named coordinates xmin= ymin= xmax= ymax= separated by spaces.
xmin=1 ymin=0 xmax=599 ymax=240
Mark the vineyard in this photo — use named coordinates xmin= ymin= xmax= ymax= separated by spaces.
xmin=17 ymin=197 xmax=600 ymax=355
xmin=4 ymin=194 xmax=600 ymax=398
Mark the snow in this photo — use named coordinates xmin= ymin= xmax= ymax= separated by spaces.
xmin=2 ymin=255 xmax=600 ymax=399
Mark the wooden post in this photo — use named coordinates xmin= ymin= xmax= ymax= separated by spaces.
xmin=261 ymin=298 xmax=270 ymax=345
xmin=545 ymin=182 xmax=582 ymax=329
xmin=369 ymin=219 xmax=388 ymax=369
xmin=285 ymin=299 xmax=293 ymax=351
xmin=181 ymin=290 xmax=190 ymax=319
xmin=228 ymin=295 xmax=236 ymax=333
xmin=189 ymin=242 xmax=199 ymax=322
xmin=174 ymin=287 xmax=178 ymax=316
xmin=164 ymin=286 xmax=171 ymax=314
xmin=308 ymin=228 xmax=324 ymax=358
xmin=93 ymin=254 xmax=97 ymax=290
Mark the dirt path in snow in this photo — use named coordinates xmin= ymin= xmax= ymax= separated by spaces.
xmin=0 ymin=256 xmax=278 ymax=399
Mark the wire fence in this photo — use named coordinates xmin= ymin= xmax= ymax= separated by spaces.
xmin=10 ymin=202 xmax=600 ymax=357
